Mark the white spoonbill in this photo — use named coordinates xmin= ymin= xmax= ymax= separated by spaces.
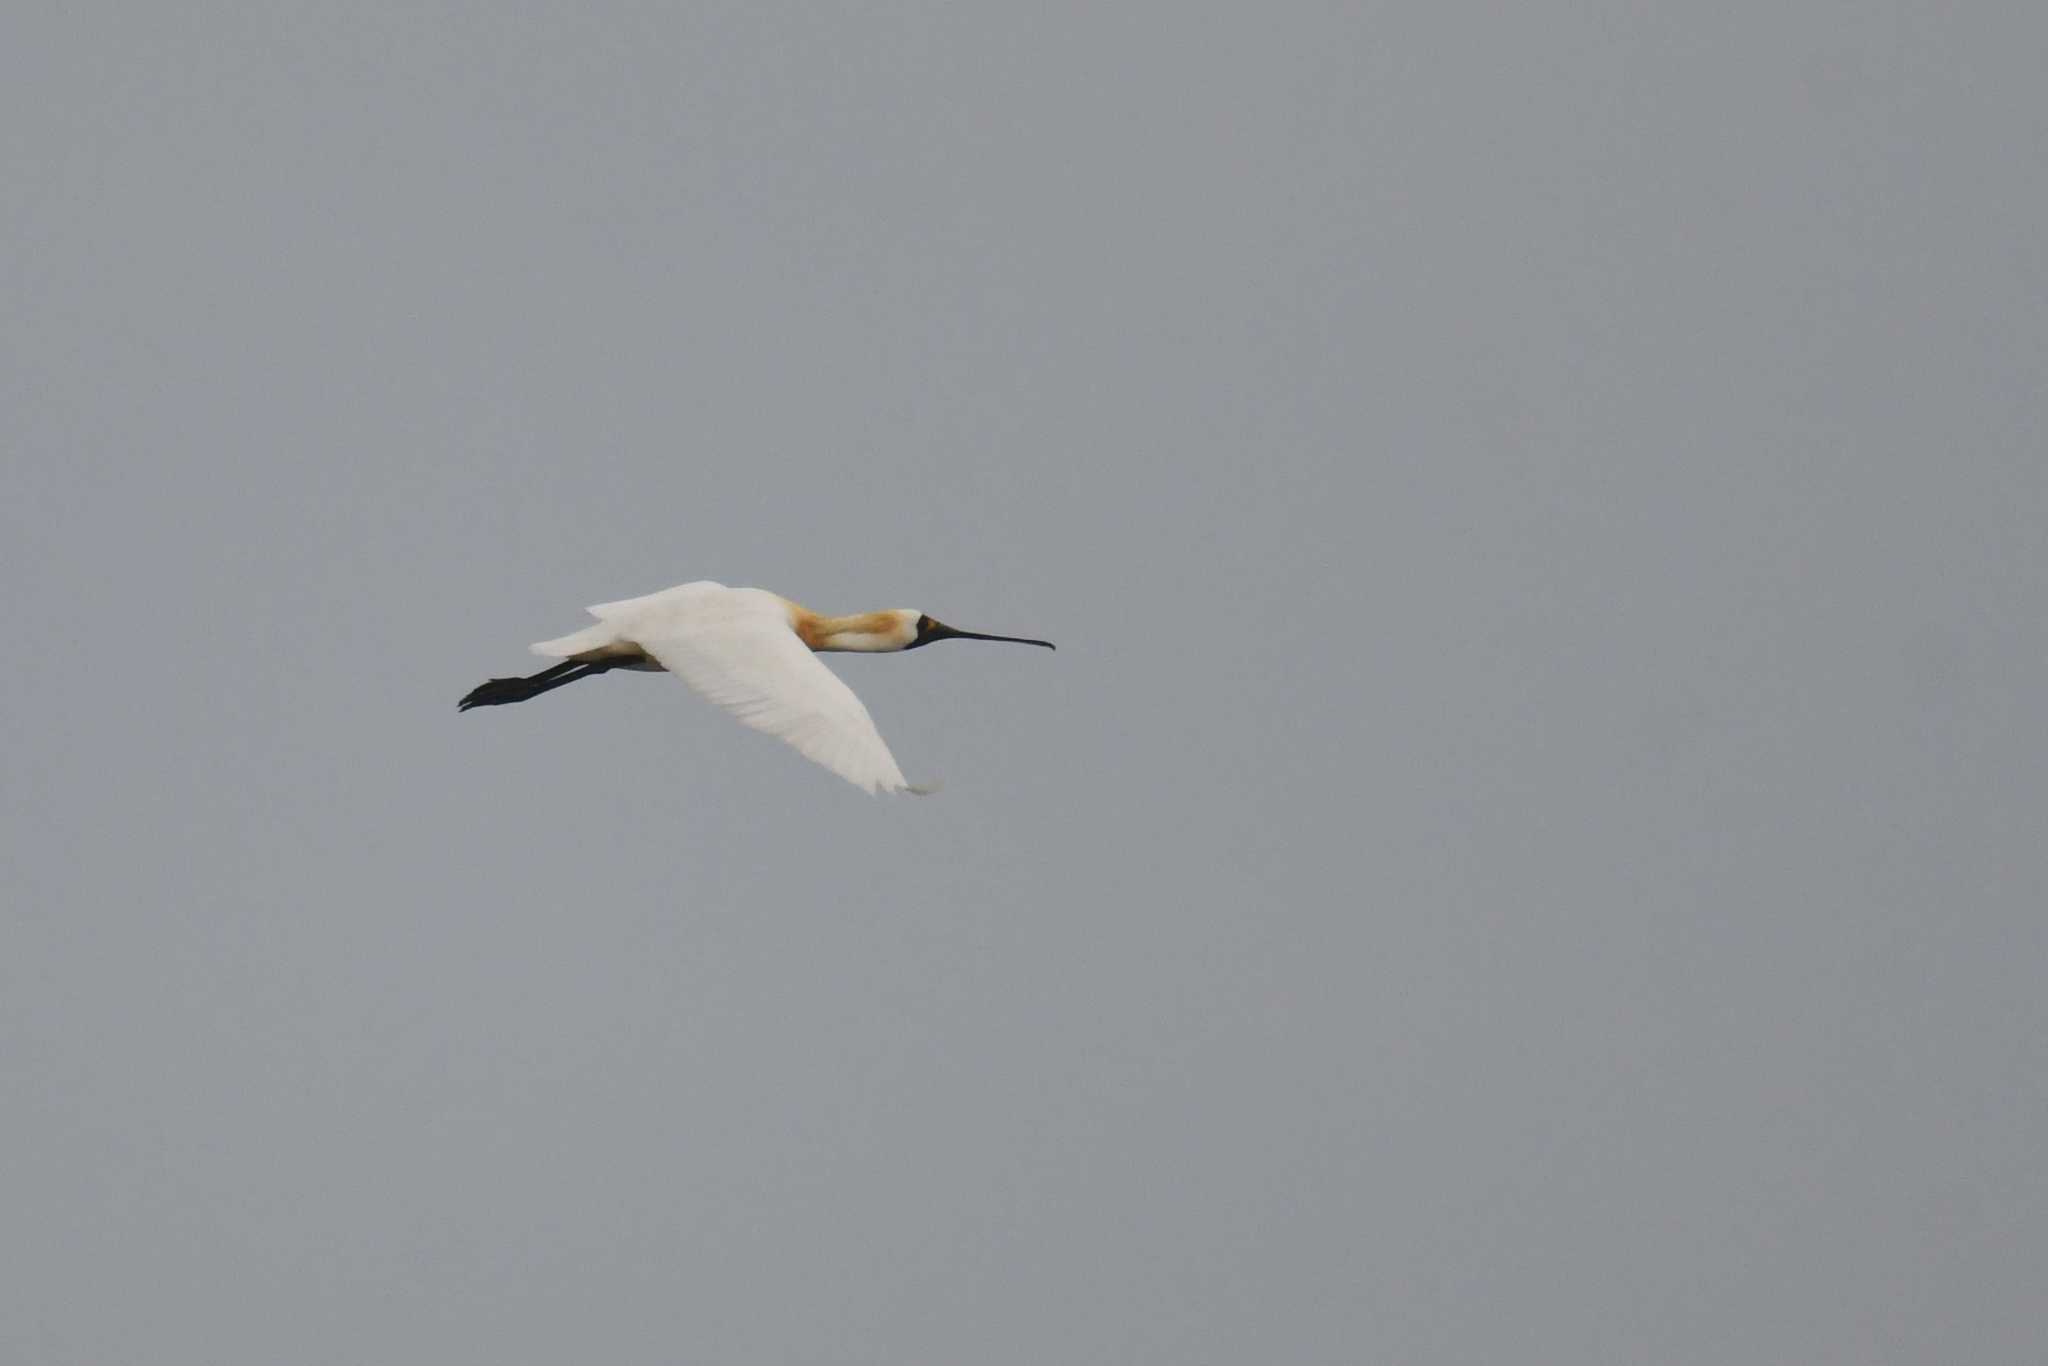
xmin=459 ymin=580 xmax=1054 ymax=794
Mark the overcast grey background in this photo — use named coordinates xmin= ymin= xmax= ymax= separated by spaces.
xmin=5 ymin=3 xmax=2045 ymax=1362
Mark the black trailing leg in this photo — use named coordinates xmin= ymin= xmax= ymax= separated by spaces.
xmin=458 ymin=660 xmax=613 ymax=712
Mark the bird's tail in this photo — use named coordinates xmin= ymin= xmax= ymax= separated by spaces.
xmin=528 ymin=623 xmax=620 ymax=658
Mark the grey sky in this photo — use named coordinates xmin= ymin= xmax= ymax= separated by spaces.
xmin=5 ymin=3 xmax=2044 ymax=1362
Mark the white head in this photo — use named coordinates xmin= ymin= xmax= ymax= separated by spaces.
xmin=902 ymin=613 xmax=1056 ymax=652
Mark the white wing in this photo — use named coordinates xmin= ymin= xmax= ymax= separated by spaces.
xmin=613 ymin=584 xmax=921 ymax=795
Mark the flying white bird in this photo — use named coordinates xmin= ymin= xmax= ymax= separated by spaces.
xmin=459 ymin=580 xmax=1054 ymax=793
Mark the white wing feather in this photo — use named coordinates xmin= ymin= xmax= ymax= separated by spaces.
xmin=597 ymin=583 xmax=919 ymax=795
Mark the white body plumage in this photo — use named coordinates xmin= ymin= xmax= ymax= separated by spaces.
xmin=462 ymin=580 xmax=1054 ymax=794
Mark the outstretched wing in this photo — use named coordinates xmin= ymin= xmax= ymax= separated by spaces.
xmin=624 ymin=586 xmax=921 ymax=795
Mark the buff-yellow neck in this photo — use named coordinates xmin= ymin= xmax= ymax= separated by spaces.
xmin=789 ymin=606 xmax=919 ymax=653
